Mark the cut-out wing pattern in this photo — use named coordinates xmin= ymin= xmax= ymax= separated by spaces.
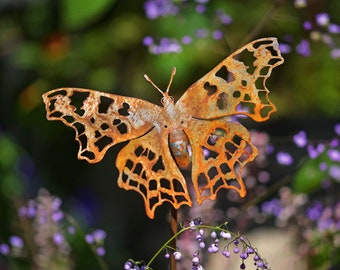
xmin=185 ymin=119 xmax=257 ymax=204
xmin=42 ymin=37 xmax=284 ymax=218
xmin=177 ymin=38 xmax=283 ymax=121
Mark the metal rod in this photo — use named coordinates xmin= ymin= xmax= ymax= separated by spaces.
xmin=170 ymin=207 xmax=177 ymax=270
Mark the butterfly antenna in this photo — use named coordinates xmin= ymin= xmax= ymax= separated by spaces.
xmin=144 ymin=67 xmax=176 ymax=96
xmin=166 ymin=67 xmax=176 ymax=93
xmin=144 ymin=74 xmax=163 ymax=95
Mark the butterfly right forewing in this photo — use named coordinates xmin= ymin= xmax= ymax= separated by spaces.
xmin=176 ymin=37 xmax=284 ymax=122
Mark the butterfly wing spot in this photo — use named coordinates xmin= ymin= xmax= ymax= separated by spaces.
xmin=101 ymin=123 xmax=109 ymax=130
xmin=133 ymin=162 xmax=143 ymax=175
xmin=215 ymin=66 xmax=235 ymax=83
xmin=160 ymin=178 xmax=170 ymax=189
xmin=116 ymin=122 xmax=128 ymax=134
xmin=203 ymin=82 xmax=218 ymax=96
xmin=220 ymin=163 xmax=231 ymax=174
xmin=202 ymin=146 xmax=218 ymax=160
xmin=118 ymin=102 xmax=130 ymax=116
xmin=98 ymin=95 xmax=113 ymax=113
xmin=233 ymin=48 xmax=257 ymax=74
xmin=216 ymin=92 xmax=228 ymax=110
xmin=63 ymin=115 xmax=75 ymax=124
xmin=151 ymin=156 xmax=165 ymax=171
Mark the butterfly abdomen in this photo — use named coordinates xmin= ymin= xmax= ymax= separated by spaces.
xmin=169 ymin=129 xmax=190 ymax=169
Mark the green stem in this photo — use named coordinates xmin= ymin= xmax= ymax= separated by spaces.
xmin=145 ymin=223 xmax=239 ymax=268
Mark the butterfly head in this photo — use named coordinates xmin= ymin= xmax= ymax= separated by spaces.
xmin=144 ymin=67 xmax=176 ymax=108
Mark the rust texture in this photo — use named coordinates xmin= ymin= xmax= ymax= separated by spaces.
xmin=42 ymin=37 xmax=284 ymax=219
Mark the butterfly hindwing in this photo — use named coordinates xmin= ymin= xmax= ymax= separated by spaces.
xmin=42 ymin=88 xmax=162 ymax=163
xmin=176 ymin=37 xmax=283 ymax=121
xmin=116 ymin=128 xmax=191 ymax=218
xmin=184 ymin=118 xmax=258 ymax=203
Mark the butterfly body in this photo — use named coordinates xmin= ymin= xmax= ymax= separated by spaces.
xmin=43 ymin=38 xmax=284 ymax=218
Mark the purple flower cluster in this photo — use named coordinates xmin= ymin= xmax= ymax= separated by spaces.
xmin=280 ymin=7 xmax=340 ymax=58
xmin=85 ymin=229 xmax=107 ymax=256
xmin=0 ymin=235 xmax=24 ymax=257
xmin=1 ymin=189 xmax=107 ymax=268
xmin=143 ymin=0 xmax=232 ymax=54
xmin=184 ymin=220 xmax=268 ymax=269
xmin=125 ymin=219 xmax=269 ymax=269
xmin=306 ymin=201 xmax=340 ymax=232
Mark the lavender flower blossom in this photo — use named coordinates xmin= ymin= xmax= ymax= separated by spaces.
xmin=293 ymin=131 xmax=307 ymax=148
xmin=296 ymin=39 xmax=311 ymax=56
xmin=276 ymin=152 xmax=293 ymax=165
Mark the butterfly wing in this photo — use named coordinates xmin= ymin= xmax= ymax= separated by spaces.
xmin=183 ymin=118 xmax=258 ymax=203
xmin=42 ymin=88 xmax=162 ymax=163
xmin=176 ymin=37 xmax=284 ymax=121
xmin=116 ymin=127 xmax=191 ymax=219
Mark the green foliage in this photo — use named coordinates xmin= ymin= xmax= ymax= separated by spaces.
xmin=292 ymin=153 xmax=329 ymax=194
xmin=61 ymin=0 xmax=116 ymax=30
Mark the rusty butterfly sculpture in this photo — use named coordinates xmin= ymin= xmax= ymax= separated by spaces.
xmin=42 ymin=37 xmax=284 ymax=219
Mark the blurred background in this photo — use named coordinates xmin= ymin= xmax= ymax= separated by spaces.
xmin=1 ymin=0 xmax=340 ymax=269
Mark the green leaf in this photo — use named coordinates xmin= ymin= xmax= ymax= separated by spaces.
xmin=292 ymin=154 xmax=329 ymax=194
xmin=61 ymin=0 xmax=115 ymax=30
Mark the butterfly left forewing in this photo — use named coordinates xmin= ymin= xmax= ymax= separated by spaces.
xmin=176 ymin=37 xmax=283 ymax=122
xmin=183 ymin=118 xmax=258 ymax=204
xmin=43 ymin=88 xmax=162 ymax=163
xmin=116 ymin=127 xmax=191 ymax=218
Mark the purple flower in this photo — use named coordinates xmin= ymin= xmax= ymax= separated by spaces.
xmin=9 ymin=236 xmax=23 ymax=248
xmin=319 ymin=162 xmax=328 ymax=171
xmin=331 ymin=48 xmax=340 ymax=59
xmin=329 ymin=165 xmax=340 ymax=181
xmin=293 ymin=131 xmax=307 ymax=148
xmin=53 ymin=232 xmax=64 ymax=245
xmin=149 ymin=38 xmax=182 ymax=54
xmin=196 ymin=28 xmax=208 ymax=38
xmin=278 ymin=43 xmax=292 ymax=54
xmin=316 ymin=12 xmax=330 ymax=26
xmin=329 ymin=138 xmax=339 ymax=148
xmin=276 ymin=152 xmax=293 ymax=165
xmin=212 ymin=30 xmax=223 ymax=40
xmin=317 ymin=218 xmax=334 ymax=231
xmin=181 ymin=36 xmax=192 ymax=44
xmin=68 ymin=226 xmax=75 ymax=234
xmin=52 ymin=198 xmax=62 ymax=211
xmin=85 ymin=234 xmax=94 ymax=244
xmin=196 ymin=4 xmax=206 ymax=13
xmin=96 ymin=246 xmax=106 ymax=256
xmin=52 ymin=211 xmax=64 ymax=222
xmin=303 ymin=21 xmax=312 ymax=30
xmin=307 ymin=202 xmax=323 ymax=221
xmin=144 ymin=0 xmax=178 ymax=19
xmin=307 ymin=144 xmax=325 ymax=159
xmin=143 ymin=36 xmax=154 ymax=46
xmin=328 ymin=23 xmax=340 ymax=34
xmin=216 ymin=9 xmax=232 ymax=25
xmin=93 ymin=229 xmax=107 ymax=242
xmin=328 ymin=149 xmax=340 ymax=161
xmin=0 ymin=243 xmax=9 ymax=255
xmin=261 ymin=199 xmax=282 ymax=217
xmin=296 ymin=39 xmax=311 ymax=56
xmin=335 ymin=123 xmax=340 ymax=135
